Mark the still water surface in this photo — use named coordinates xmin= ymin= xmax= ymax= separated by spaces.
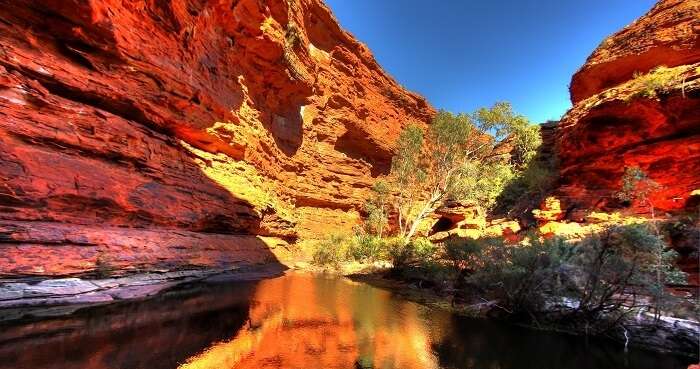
xmin=0 ymin=272 xmax=693 ymax=369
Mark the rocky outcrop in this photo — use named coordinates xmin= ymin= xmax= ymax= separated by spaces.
xmin=570 ymin=0 xmax=700 ymax=103
xmin=545 ymin=0 xmax=699 ymax=286
xmin=553 ymin=0 xmax=700 ymax=214
xmin=0 ymin=0 xmax=433 ymax=277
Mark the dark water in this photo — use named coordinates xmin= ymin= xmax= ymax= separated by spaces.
xmin=0 ymin=272 xmax=694 ymax=369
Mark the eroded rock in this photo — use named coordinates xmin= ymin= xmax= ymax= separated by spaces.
xmin=0 ymin=0 xmax=433 ymax=278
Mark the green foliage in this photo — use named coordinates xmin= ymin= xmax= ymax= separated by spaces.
xmin=617 ymin=166 xmax=660 ymax=206
xmin=455 ymin=161 xmax=516 ymax=210
xmin=428 ymin=111 xmax=475 ymax=195
xmin=630 ymin=66 xmax=686 ymax=100
xmin=411 ymin=237 xmax=438 ymax=260
xmin=94 ymin=253 xmax=115 ymax=279
xmin=311 ymin=232 xmax=437 ymax=269
xmin=444 ymin=236 xmax=494 ymax=273
xmin=390 ymin=124 xmax=425 ymax=189
xmin=473 ymin=101 xmax=541 ymax=169
xmin=363 ymin=180 xmax=390 ymax=237
xmin=384 ymin=102 xmax=544 ymax=240
xmin=387 ymin=237 xmax=436 ymax=269
xmin=570 ymin=223 xmax=686 ymax=326
xmin=495 ymin=157 xmax=556 ymax=214
xmin=440 ymin=223 xmax=687 ymax=328
xmin=311 ymin=234 xmax=350 ymax=267
xmin=386 ymin=239 xmax=413 ymax=269
xmin=347 ymin=231 xmax=388 ymax=263
xmin=467 ymin=235 xmax=572 ymax=316
xmin=511 ymin=124 xmax=542 ymax=168
xmin=285 ymin=20 xmax=301 ymax=49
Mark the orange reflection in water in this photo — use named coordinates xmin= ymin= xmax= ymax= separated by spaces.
xmin=179 ymin=272 xmax=448 ymax=369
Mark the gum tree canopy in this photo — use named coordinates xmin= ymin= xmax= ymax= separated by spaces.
xmin=369 ymin=102 xmax=541 ymax=241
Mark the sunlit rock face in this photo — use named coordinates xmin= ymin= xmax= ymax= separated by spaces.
xmin=570 ymin=0 xmax=700 ymax=103
xmin=553 ymin=0 xmax=700 ymax=214
xmin=0 ymin=0 xmax=432 ymax=276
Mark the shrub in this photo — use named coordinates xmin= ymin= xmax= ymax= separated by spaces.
xmin=363 ymin=181 xmax=390 ymax=238
xmin=285 ymin=21 xmax=301 ymax=49
xmin=387 ymin=239 xmax=413 ymax=269
xmin=468 ymin=235 xmax=572 ymax=318
xmin=561 ymin=223 xmax=687 ymax=331
xmin=411 ymin=237 xmax=438 ymax=260
xmin=386 ymin=237 xmax=436 ymax=269
xmin=311 ymin=232 xmax=441 ymax=268
xmin=629 ymin=65 xmax=686 ymax=100
xmin=439 ymin=223 xmax=688 ymax=331
xmin=347 ymin=232 xmax=388 ymax=263
xmin=444 ymin=236 xmax=492 ymax=273
xmin=311 ymin=234 xmax=350 ymax=267
xmin=94 ymin=253 xmax=115 ymax=279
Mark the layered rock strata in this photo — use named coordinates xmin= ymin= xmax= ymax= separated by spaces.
xmin=553 ymin=0 xmax=700 ymax=214
xmin=0 ymin=0 xmax=433 ymax=277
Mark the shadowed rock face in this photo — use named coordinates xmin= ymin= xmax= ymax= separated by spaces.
xmin=0 ymin=0 xmax=433 ymax=277
xmin=553 ymin=0 xmax=700 ymax=214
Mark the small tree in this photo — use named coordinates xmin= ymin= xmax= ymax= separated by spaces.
xmin=617 ymin=166 xmax=661 ymax=220
xmin=571 ymin=224 xmax=686 ymax=326
xmin=387 ymin=102 xmax=540 ymax=242
xmin=364 ymin=180 xmax=390 ymax=238
xmin=389 ymin=124 xmax=426 ymax=239
xmin=616 ymin=168 xmax=685 ymax=321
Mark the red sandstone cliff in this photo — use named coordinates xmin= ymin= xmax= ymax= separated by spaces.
xmin=554 ymin=0 xmax=700 ymax=214
xmin=0 ymin=0 xmax=433 ymax=276
xmin=550 ymin=0 xmax=700 ymax=285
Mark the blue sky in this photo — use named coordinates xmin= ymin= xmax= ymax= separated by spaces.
xmin=325 ymin=0 xmax=656 ymax=123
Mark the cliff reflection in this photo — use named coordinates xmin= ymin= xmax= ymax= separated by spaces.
xmin=0 ymin=272 xmax=692 ymax=369
xmin=180 ymin=272 xmax=447 ymax=369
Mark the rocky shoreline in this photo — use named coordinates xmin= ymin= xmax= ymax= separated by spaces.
xmin=344 ymin=269 xmax=700 ymax=359
xmin=0 ymin=263 xmax=287 ymax=322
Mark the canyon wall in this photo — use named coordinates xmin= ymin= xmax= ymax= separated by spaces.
xmin=549 ymin=0 xmax=699 ymax=285
xmin=0 ymin=0 xmax=433 ymax=277
xmin=553 ymin=0 xmax=700 ymax=214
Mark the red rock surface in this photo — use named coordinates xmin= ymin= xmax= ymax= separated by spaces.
xmin=0 ymin=0 xmax=433 ymax=277
xmin=570 ymin=0 xmax=700 ymax=103
xmin=554 ymin=0 xmax=700 ymax=214
xmin=0 ymin=221 xmax=287 ymax=277
xmin=550 ymin=0 xmax=700 ymax=285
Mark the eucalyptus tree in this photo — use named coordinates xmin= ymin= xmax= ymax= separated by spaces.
xmin=383 ymin=102 xmax=540 ymax=241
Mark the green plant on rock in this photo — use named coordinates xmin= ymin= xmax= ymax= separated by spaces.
xmin=617 ymin=166 xmax=660 ymax=215
xmin=94 ymin=253 xmax=115 ymax=279
xmin=284 ymin=20 xmax=301 ymax=49
xmin=630 ymin=65 xmax=686 ymax=100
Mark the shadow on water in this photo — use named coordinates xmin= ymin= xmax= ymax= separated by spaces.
xmin=0 ymin=282 xmax=257 ymax=369
xmin=0 ymin=273 xmax=694 ymax=369
xmin=433 ymin=315 xmax=694 ymax=369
